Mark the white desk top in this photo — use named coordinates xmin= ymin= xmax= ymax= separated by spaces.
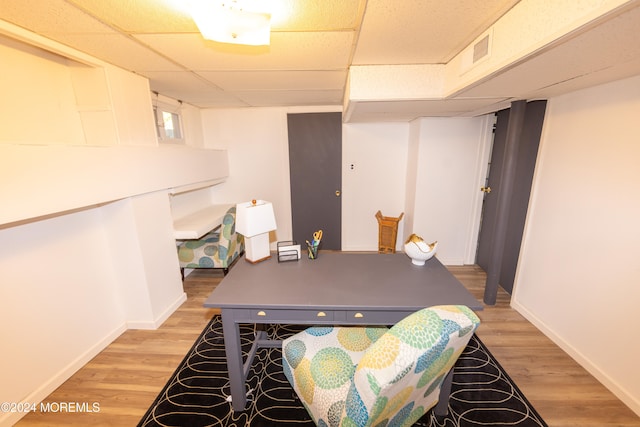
xmin=173 ymin=204 xmax=232 ymax=239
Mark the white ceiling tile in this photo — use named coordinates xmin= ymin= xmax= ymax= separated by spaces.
xmin=67 ymin=0 xmax=364 ymax=33
xmin=2 ymin=0 xmax=638 ymax=120
xmin=65 ymin=0 xmax=197 ymax=33
xmin=234 ymin=90 xmax=344 ymax=107
xmin=0 ymin=0 xmax=113 ymax=33
xmin=42 ymin=33 xmax=183 ymax=72
xmin=270 ymin=0 xmax=364 ymax=30
xmin=144 ymin=70 xmax=222 ymax=93
xmin=353 ymin=0 xmax=520 ymax=64
xmin=144 ymin=71 xmax=249 ymax=107
xmin=459 ymin=6 xmax=640 ymax=99
xmin=134 ymin=31 xmax=354 ymax=71
xmin=345 ymin=98 xmax=509 ymax=122
xmin=196 ymin=70 xmax=347 ymax=91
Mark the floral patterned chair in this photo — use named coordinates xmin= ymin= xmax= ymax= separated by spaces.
xmin=176 ymin=206 xmax=244 ymax=277
xmin=282 ymin=305 xmax=480 ymax=426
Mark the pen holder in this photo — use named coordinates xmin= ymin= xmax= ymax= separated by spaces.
xmin=307 ymin=242 xmax=319 ymax=259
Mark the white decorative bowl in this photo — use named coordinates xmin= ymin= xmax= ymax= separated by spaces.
xmin=404 ymin=240 xmax=438 ymax=266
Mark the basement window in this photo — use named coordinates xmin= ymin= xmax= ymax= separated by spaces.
xmin=153 ymin=97 xmax=184 ymax=143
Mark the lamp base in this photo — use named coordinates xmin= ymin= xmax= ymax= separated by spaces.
xmin=245 ymin=254 xmax=272 ymax=264
xmin=244 ymin=233 xmax=271 ymax=263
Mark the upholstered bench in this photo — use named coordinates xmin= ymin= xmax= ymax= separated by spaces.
xmin=176 ymin=206 xmax=244 ymax=278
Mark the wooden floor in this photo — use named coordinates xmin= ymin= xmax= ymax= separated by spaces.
xmin=17 ymin=265 xmax=640 ymax=427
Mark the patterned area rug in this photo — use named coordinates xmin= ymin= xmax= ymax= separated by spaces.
xmin=138 ymin=316 xmax=547 ymax=427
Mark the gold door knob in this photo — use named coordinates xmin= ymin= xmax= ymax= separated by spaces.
xmin=335 ymin=190 xmax=341 ymax=197
xmin=481 ymin=186 xmax=492 ymax=194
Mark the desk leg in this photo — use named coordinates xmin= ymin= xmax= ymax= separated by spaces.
xmin=221 ymin=310 xmax=247 ymax=411
xmin=434 ymin=368 xmax=454 ymax=417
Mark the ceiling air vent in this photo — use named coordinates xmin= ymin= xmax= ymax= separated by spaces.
xmin=459 ymin=29 xmax=492 ymax=75
xmin=473 ymin=34 xmax=490 ymax=63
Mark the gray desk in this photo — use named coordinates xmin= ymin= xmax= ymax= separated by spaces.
xmin=204 ymin=252 xmax=483 ymax=411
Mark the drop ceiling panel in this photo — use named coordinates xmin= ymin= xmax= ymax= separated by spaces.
xmin=45 ymin=33 xmax=183 ymax=72
xmin=65 ymin=0 xmax=196 ymax=33
xmin=528 ymin=57 xmax=640 ymax=99
xmin=353 ymin=0 xmax=520 ymax=65
xmin=346 ymin=97 xmax=509 ymax=122
xmin=145 ymin=71 xmax=247 ymax=106
xmin=134 ymin=31 xmax=354 ymax=71
xmin=2 ymin=0 xmax=638 ymax=120
xmin=269 ymin=0 xmax=364 ymax=30
xmin=234 ymin=90 xmax=344 ymax=107
xmin=457 ymin=5 xmax=640 ymax=99
xmin=3 ymin=0 xmax=364 ymax=34
xmin=0 ymin=0 xmax=109 ymax=33
xmin=196 ymin=70 xmax=347 ymax=91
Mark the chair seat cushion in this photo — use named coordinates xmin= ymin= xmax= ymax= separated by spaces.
xmin=177 ymin=231 xmax=229 ymax=268
xmin=176 ymin=206 xmax=244 ymax=271
xmin=282 ymin=326 xmax=388 ymax=425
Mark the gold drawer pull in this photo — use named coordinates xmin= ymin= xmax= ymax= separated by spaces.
xmin=354 ymin=312 xmax=364 ymax=318
xmin=257 ymin=311 xmax=266 ymax=316
xmin=317 ymin=311 xmax=326 ymax=317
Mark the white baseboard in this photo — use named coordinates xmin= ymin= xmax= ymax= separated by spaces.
xmin=126 ymin=291 xmax=187 ymax=330
xmin=340 ymin=245 xmax=380 ymax=252
xmin=438 ymin=256 xmax=465 ymax=266
xmin=511 ymin=299 xmax=640 ymax=417
xmin=0 ymin=323 xmax=127 ymax=427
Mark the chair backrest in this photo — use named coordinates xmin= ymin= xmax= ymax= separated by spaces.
xmin=341 ymin=305 xmax=480 ymax=426
xmin=218 ymin=206 xmax=244 ymax=259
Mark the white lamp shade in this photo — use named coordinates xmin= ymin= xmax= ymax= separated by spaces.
xmin=236 ymin=200 xmax=277 ymax=237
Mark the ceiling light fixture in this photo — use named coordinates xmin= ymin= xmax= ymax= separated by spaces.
xmin=189 ymin=0 xmax=271 ymax=46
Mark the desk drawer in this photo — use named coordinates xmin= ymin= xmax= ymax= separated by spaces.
xmin=343 ymin=310 xmax=409 ymax=324
xmin=249 ymin=309 xmax=335 ymax=322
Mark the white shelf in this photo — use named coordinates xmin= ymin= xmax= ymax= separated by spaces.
xmin=173 ymin=204 xmax=233 ymax=239
xmin=169 ymin=178 xmax=226 ymax=195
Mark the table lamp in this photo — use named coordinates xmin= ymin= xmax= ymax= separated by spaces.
xmin=236 ymin=200 xmax=277 ymax=263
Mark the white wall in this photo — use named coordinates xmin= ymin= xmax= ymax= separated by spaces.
xmin=199 ymin=108 xmax=491 ymax=262
xmin=0 ymin=208 xmax=126 ymax=419
xmin=0 ymin=33 xmax=86 ymax=145
xmin=403 ymin=121 xmax=422 ymax=237
xmin=201 ymin=107 xmax=296 ymax=245
xmin=108 ymin=67 xmax=157 ymax=147
xmin=0 ymin=24 xmax=226 ymax=425
xmin=512 ymin=74 xmax=640 ymax=414
xmin=409 ymin=117 xmax=493 ymax=265
xmin=102 ymin=193 xmax=186 ymax=329
xmin=342 ymin=122 xmax=410 ymax=251
xmin=200 ymin=109 xmax=414 ymax=252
